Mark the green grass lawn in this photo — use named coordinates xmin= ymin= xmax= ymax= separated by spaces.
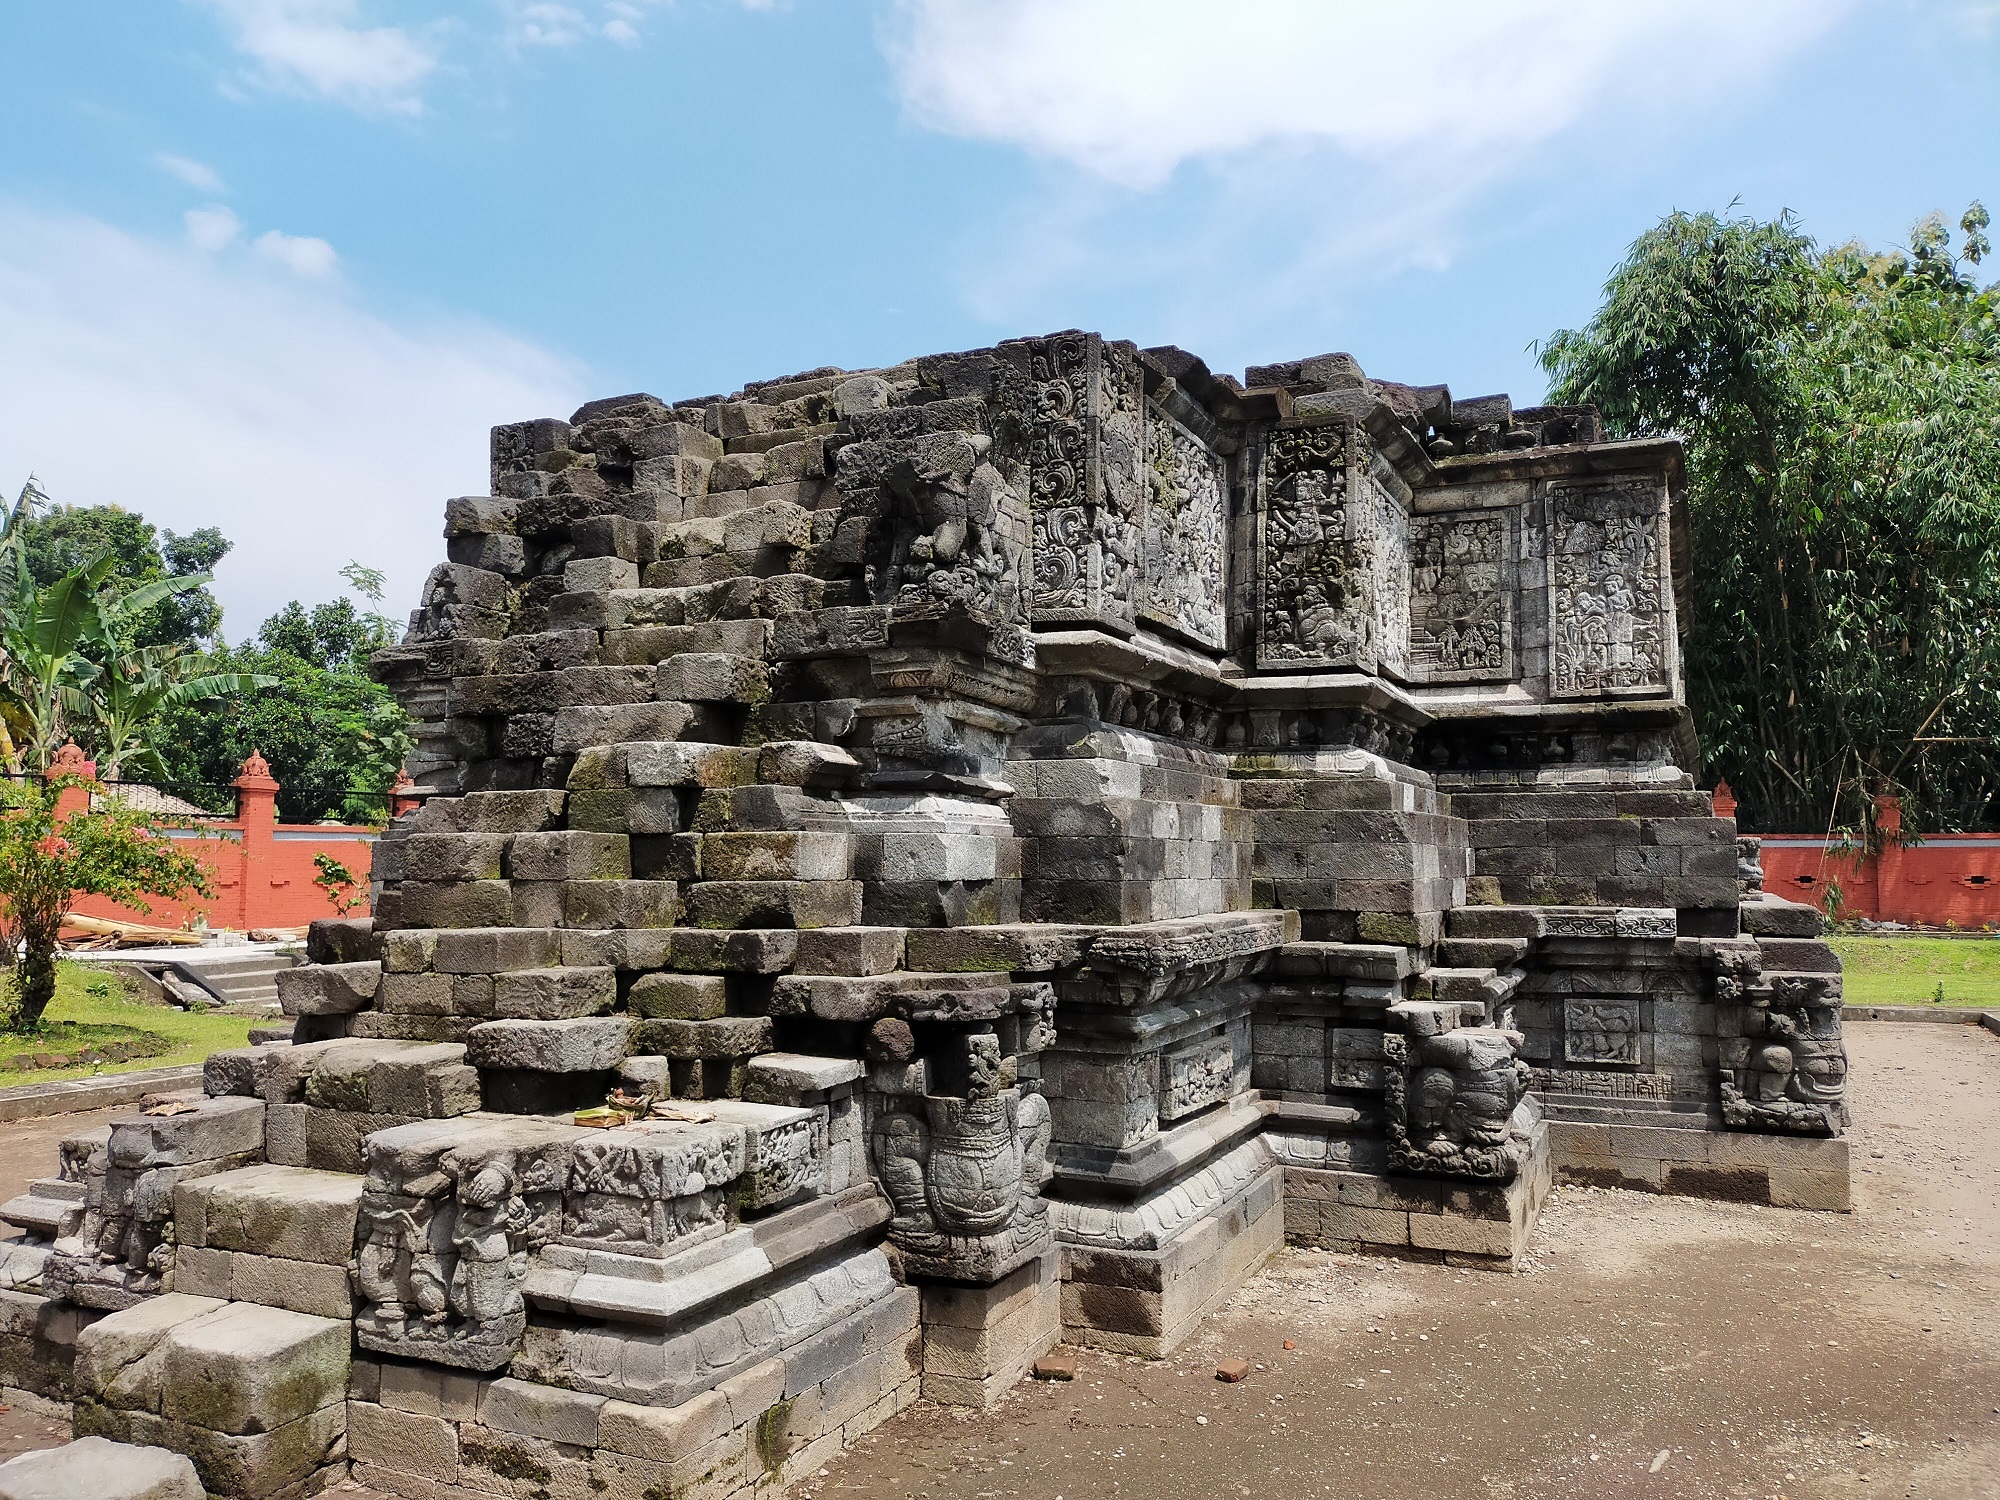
xmin=0 ymin=962 xmax=256 ymax=1088
xmin=1827 ymin=935 xmax=2000 ymax=1007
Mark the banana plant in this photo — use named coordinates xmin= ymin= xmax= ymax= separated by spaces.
xmin=0 ymin=477 xmax=268 ymax=774
xmin=77 ymin=642 xmax=273 ymax=783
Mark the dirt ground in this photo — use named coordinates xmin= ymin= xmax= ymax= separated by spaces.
xmin=814 ymin=1020 xmax=2000 ymax=1500
xmin=0 ymin=1022 xmax=1994 ymax=1499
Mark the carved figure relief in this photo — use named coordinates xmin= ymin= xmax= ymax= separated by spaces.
xmin=1409 ymin=510 xmax=1513 ymax=682
xmin=1139 ymin=405 xmax=1228 ymax=649
xmin=870 ymin=1033 xmax=1054 ymax=1282
xmin=1563 ymin=998 xmax=1642 ymax=1066
xmin=1019 ymin=333 xmax=1139 ymax=629
xmin=562 ymin=1124 xmax=743 ymax=1255
xmin=1715 ymin=948 xmax=1849 ymax=1136
xmin=1371 ymin=479 xmax=1411 ymax=677
xmin=1383 ymin=1021 xmax=1532 ymax=1180
xmin=1549 ymin=480 xmax=1668 ymax=697
xmin=1161 ymin=1036 xmax=1236 ymax=1123
xmin=869 ymin=447 xmax=1026 ymax=625
xmin=354 ymin=1131 xmax=552 ymax=1371
xmin=1257 ymin=422 xmax=1378 ymax=669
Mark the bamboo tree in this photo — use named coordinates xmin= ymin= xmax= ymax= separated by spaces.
xmin=1541 ymin=205 xmax=2000 ymax=835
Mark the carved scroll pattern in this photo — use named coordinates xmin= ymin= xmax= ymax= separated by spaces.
xmin=1021 ymin=333 xmax=1138 ymax=629
xmin=1139 ymin=404 xmax=1228 ymax=649
xmin=1372 ymin=478 xmax=1410 ymax=677
xmin=1257 ymin=421 xmax=1374 ymax=669
xmin=1549 ymin=480 xmax=1668 ymax=697
xmin=1409 ymin=510 xmax=1513 ymax=683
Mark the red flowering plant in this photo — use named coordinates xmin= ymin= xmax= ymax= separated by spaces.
xmin=0 ymin=769 xmax=211 ymax=1030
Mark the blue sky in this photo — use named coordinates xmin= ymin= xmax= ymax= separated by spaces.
xmin=2 ymin=0 xmax=1995 ymax=633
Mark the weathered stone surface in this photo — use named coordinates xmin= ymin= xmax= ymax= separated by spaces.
xmin=8 ymin=337 xmax=1850 ymax=1485
xmin=467 ymin=1016 xmax=634 ymax=1072
xmin=0 ymin=1437 xmax=202 ymax=1500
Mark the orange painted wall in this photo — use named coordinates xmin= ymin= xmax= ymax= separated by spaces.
xmin=66 ymin=825 xmax=380 ymax=931
xmin=49 ymin=746 xmax=398 ymax=934
xmin=1755 ymin=835 xmax=2000 ymax=926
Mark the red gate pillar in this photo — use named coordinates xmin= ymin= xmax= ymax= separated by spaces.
xmin=46 ymin=741 xmax=96 ymax=820
xmin=233 ymin=751 xmax=281 ymax=932
xmin=1874 ymin=792 xmax=1906 ymax=923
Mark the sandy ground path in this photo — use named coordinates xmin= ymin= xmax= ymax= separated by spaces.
xmin=811 ymin=1020 xmax=2000 ymax=1500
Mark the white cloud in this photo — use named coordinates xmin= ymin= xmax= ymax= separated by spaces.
xmin=253 ymin=228 xmax=340 ymax=276
xmin=510 ymin=3 xmax=589 ymax=47
xmin=156 ymin=153 xmax=227 ymax=193
xmin=0 ymin=203 xmax=591 ymax=634
xmin=199 ymin=0 xmax=439 ymax=114
xmin=184 ymin=205 xmax=245 ymax=251
xmin=885 ymin=0 xmax=1844 ymax=190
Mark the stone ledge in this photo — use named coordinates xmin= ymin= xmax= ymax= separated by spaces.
xmin=0 ymin=1066 xmax=206 ymax=1124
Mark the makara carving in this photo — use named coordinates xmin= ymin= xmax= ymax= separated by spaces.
xmin=870 ymin=446 xmax=1027 ymax=627
xmin=871 ymin=1034 xmax=1054 ymax=1281
xmin=1383 ymin=1010 xmax=1532 ymax=1181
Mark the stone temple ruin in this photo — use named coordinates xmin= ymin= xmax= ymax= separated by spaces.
xmin=0 ymin=334 xmax=1849 ymax=1500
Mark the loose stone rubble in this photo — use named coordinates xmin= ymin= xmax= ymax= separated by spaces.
xmin=0 ymin=335 xmax=1849 ymax=1499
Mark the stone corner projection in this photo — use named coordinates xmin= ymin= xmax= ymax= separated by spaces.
xmin=0 ymin=333 xmax=1848 ymax=1499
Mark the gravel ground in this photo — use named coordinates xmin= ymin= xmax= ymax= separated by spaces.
xmin=1 ymin=1023 xmax=1993 ymax=1499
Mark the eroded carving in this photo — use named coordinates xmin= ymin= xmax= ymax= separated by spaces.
xmin=1140 ymin=406 xmax=1228 ymax=649
xmin=1409 ymin=509 xmax=1511 ymax=681
xmin=1550 ymin=480 xmax=1667 ymax=697
xmin=871 ymin=1033 xmax=1053 ymax=1281
xmin=1383 ymin=1009 xmax=1532 ymax=1180
xmin=1563 ymin=998 xmax=1642 ymax=1065
xmin=870 ymin=446 xmax=1027 ymax=626
xmin=354 ymin=1124 xmax=562 ymax=1371
xmin=1716 ymin=948 xmax=1849 ymax=1136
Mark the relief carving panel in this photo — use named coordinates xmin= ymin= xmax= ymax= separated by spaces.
xmin=1258 ymin=421 xmax=1370 ymax=670
xmin=1409 ymin=509 xmax=1513 ymax=682
xmin=1018 ymin=333 xmax=1140 ymax=631
xmin=1139 ymin=404 xmax=1229 ymax=649
xmin=1160 ymin=1035 xmax=1235 ymax=1122
xmin=1562 ymin=998 xmax=1642 ymax=1066
xmin=1549 ymin=479 xmax=1669 ymax=697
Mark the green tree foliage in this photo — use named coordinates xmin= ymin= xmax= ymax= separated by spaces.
xmin=1540 ymin=205 xmax=2000 ymax=834
xmin=154 ymin=587 xmax=412 ymax=824
xmin=0 ymin=486 xmax=267 ymax=775
xmin=0 ymin=770 xmax=212 ymax=1029
xmin=16 ymin=503 xmax=228 ymax=649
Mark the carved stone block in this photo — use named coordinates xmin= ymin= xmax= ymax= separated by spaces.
xmin=1408 ymin=508 xmax=1513 ymax=682
xmin=1139 ymin=405 xmax=1228 ymax=649
xmin=1562 ymin=999 xmax=1642 ymax=1066
xmin=1548 ymin=478 xmax=1670 ymax=697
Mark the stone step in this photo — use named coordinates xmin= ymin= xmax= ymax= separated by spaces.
xmin=1435 ymin=935 xmax=1531 ymax=969
xmin=0 ymin=1436 xmax=203 ymax=1500
xmin=1270 ymin=942 xmax=1414 ymax=982
xmin=1420 ymin=966 xmax=1499 ymax=1003
xmin=0 ymin=1187 xmax=83 ymax=1238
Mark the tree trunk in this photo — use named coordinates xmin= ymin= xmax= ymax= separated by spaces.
xmin=10 ymin=912 xmax=60 ymax=1030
